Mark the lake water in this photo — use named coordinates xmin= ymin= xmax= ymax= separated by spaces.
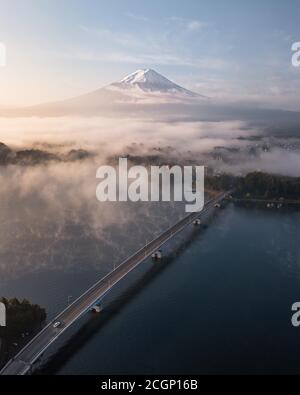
xmin=36 ymin=204 xmax=300 ymax=375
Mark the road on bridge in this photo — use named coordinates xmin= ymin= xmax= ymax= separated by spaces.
xmin=1 ymin=192 xmax=229 ymax=375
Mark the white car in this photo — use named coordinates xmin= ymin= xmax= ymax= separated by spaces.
xmin=53 ymin=321 xmax=62 ymax=329
xmin=152 ymin=250 xmax=163 ymax=260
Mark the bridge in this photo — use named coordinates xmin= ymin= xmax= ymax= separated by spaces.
xmin=0 ymin=192 xmax=229 ymax=375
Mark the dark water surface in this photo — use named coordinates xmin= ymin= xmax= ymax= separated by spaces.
xmin=41 ymin=205 xmax=300 ymax=375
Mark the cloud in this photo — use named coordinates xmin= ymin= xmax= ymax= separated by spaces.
xmin=167 ymin=17 xmax=208 ymax=33
xmin=75 ymin=21 xmax=229 ymax=71
xmin=219 ymin=149 xmax=300 ymax=177
xmin=80 ymin=25 xmax=141 ymax=48
xmin=125 ymin=12 xmax=149 ymax=22
xmin=53 ymin=46 xmax=232 ymax=71
xmin=187 ymin=20 xmax=205 ymax=32
xmin=0 ymin=116 xmax=252 ymax=152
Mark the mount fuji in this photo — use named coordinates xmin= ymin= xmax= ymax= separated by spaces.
xmin=0 ymin=69 xmax=206 ymax=117
xmin=109 ymin=69 xmax=201 ymax=97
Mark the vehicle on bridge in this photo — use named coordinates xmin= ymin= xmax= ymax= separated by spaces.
xmin=152 ymin=250 xmax=163 ymax=261
xmin=193 ymin=219 xmax=201 ymax=226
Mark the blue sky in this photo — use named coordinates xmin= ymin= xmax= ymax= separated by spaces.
xmin=0 ymin=0 xmax=299 ymax=107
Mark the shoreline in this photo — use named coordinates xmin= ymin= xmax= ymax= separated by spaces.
xmin=231 ymin=197 xmax=300 ymax=210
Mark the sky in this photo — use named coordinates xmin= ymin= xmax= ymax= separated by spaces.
xmin=0 ymin=0 xmax=300 ymax=108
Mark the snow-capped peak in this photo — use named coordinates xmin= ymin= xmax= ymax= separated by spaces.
xmin=114 ymin=68 xmax=199 ymax=97
xmin=121 ymin=69 xmax=171 ymax=86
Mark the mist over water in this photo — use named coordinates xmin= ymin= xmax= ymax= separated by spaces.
xmin=0 ymin=111 xmax=299 ymax=277
xmin=1 ymin=113 xmax=300 ymax=174
xmin=0 ymin=111 xmax=299 ymax=337
xmin=0 ymin=159 xmax=187 ymax=316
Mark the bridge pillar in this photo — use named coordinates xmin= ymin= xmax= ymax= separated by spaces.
xmin=91 ymin=304 xmax=103 ymax=314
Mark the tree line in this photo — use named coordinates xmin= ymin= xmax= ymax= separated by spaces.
xmin=206 ymin=172 xmax=300 ymax=199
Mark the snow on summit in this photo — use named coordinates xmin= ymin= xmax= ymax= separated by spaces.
xmin=112 ymin=69 xmax=200 ymax=97
xmin=121 ymin=69 xmax=174 ymax=87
